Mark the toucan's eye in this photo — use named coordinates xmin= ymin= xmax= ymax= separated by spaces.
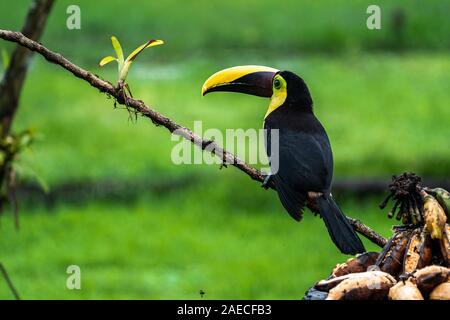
xmin=274 ymin=78 xmax=281 ymax=89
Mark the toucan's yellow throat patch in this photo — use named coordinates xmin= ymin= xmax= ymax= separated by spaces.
xmin=265 ymin=73 xmax=287 ymax=119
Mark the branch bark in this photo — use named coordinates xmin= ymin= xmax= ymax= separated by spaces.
xmin=0 ymin=0 xmax=54 ymax=227
xmin=0 ymin=29 xmax=388 ymax=248
xmin=0 ymin=0 xmax=55 ymax=136
xmin=0 ymin=263 xmax=20 ymax=300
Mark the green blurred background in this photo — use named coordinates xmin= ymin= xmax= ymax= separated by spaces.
xmin=0 ymin=0 xmax=449 ymax=299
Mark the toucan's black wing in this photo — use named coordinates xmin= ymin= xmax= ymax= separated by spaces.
xmin=265 ymin=128 xmax=333 ymax=221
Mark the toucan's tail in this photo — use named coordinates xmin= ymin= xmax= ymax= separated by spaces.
xmin=316 ymin=194 xmax=365 ymax=255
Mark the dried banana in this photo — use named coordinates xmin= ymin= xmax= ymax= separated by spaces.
xmin=440 ymin=224 xmax=450 ymax=267
xmin=422 ymin=191 xmax=447 ymax=239
xmin=388 ymin=279 xmax=424 ymax=300
xmin=378 ymin=229 xmax=412 ymax=277
xmin=402 ymin=229 xmax=421 ymax=274
xmin=431 ymin=188 xmax=450 ymax=218
xmin=326 ymin=271 xmax=396 ymax=300
xmin=417 ymin=230 xmax=433 ymax=269
xmin=429 ymin=281 xmax=450 ymax=300
xmin=402 ymin=228 xmax=432 ymax=274
xmin=413 ymin=265 xmax=450 ymax=294
xmin=332 ymin=252 xmax=379 ymax=277
xmin=315 ymin=273 xmax=364 ymax=292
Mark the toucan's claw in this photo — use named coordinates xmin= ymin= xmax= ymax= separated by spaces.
xmin=261 ymin=174 xmax=273 ymax=189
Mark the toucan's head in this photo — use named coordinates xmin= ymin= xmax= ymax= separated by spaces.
xmin=202 ymin=65 xmax=313 ymax=118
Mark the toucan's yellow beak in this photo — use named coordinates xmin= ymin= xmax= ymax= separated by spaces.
xmin=202 ymin=65 xmax=279 ymax=97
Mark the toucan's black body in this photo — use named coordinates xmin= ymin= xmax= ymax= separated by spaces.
xmin=264 ymin=98 xmax=332 ymax=221
xmin=203 ymin=67 xmax=365 ymax=255
xmin=264 ymin=72 xmax=365 ymax=254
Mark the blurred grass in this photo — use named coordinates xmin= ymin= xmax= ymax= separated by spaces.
xmin=2 ymin=0 xmax=450 ymax=63
xmin=11 ymin=53 xmax=450 ymax=185
xmin=0 ymin=1 xmax=449 ymax=300
xmin=0 ymin=184 xmax=392 ymax=300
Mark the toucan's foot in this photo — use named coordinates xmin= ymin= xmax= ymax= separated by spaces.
xmin=261 ymin=174 xmax=273 ymax=189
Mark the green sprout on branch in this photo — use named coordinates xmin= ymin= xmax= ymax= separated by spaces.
xmin=99 ymin=36 xmax=164 ymax=103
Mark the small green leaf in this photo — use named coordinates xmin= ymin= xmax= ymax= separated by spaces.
xmin=118 ymin=63 xmax=131 ymax=82
xmin=126 ymin=39 xmax=164 ymax=63
xmin=118 ymin=39 xmax=164 ymax=82
xmin=111 ymin=36 xmax=124 ymax=63
xmin=99 ymin=56 xmax=117 ymax=67
xmin=101 ymin=37 xmax=164 ymax=83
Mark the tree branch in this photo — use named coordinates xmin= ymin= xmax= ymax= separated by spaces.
xmin=0 ymin=29 xmax=388 ymax=248
xmin=0 ymin=262 xmax=20 ymax=300
xmin=0 ymin=0 xmax=54 ymax=136
xmin=0 ymin=0 xmax=54 ymax=227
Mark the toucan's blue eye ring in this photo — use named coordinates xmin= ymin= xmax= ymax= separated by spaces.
xmin=274 ymin=78 xmax=281 ymax=89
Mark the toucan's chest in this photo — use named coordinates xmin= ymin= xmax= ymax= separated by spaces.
xmin=263 ymin=105 xmax=325 ymax=135
xmin=263 ymin=106 xmax=333 ymax=173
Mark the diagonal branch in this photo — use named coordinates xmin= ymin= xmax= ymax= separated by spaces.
xmin=0 ymin=0 xmax=54 ymax=228
xmin=0 ymin=262 xmax=20 ymax=300
xmin=0 ymin=0 xmax=55 ymax=136
xmin=0 ymin=29 xmax=388 ymax=248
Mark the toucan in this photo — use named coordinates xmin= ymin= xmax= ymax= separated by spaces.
xmin=202 ymin=65 xmax=365 ymax=255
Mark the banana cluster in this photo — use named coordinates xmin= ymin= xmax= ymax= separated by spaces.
xmin=308 ymin=254 xmax=450 ymax=300
xmin=304 ymin=178 xmax=450 ymax=300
